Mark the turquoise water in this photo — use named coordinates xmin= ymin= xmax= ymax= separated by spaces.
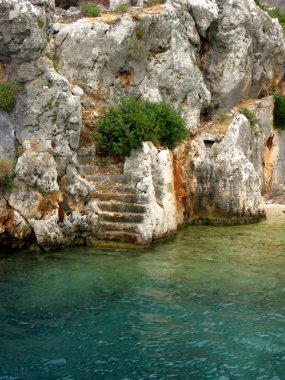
xmin=0 ymin=217 xmax=285 ymax=380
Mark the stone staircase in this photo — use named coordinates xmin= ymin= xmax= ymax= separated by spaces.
xmin=78 ymin=150 xmax=148 ymax=245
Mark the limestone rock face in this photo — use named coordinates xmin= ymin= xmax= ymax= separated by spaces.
xmin=186 ymin=0 xmax=219 ymax=37
xmin=15 ymin=143 xmax=59 ymax=193
xmin=55 ymin=0 xmax=284 ymax=131
xmin=173 ymin=114 xmax=266 ymax=224
xmin=12 ymin=58 xmax=82 ymax=175
xmin=0 ymin=0 xmax=54 ymax=78
xmin=204 ymin=0 xmax=285 ymax=110
xmin=0 ymin=114 xmax=16 ymax=159
xmin=0 ymin=0 xmax=85 ymax=248
xmin=55 ymin=4 xmax=210 ymax=131
xmin=125 ymin=142 xmax=177 ymax=241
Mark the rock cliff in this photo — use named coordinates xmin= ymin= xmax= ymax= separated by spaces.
xmin=0 ymin=0 xmax=285 ymax=250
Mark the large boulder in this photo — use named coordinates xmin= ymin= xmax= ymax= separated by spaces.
xmin=0 ymin=0 xmax=54 ymax=65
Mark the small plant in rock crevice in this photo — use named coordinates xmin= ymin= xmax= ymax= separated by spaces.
xmin=46 ymin=96 xmax=55 ymax=110
xmin=0 ymin=81 xmax=23 ymax=113
xmin=37 ymin=14 xmax=45 ymax=28
xmin=273 ymin=93 xmax=285 ymax=130
xmin=214 ymin=108 xmax=228 ymax=124
xmin=0 ymin=157 xmax=14 ymax=194
xmin=81 ymin=2 xmax=101 ymax=17
xmin=45 ymin=52 xmax=60 ymax=72
xmin=114 ymin=3 xmax=128 ymax=14
xmin=93 ymin=96 xmax=188 ymax=156
xmin=135 ymin=23 xmax=148 ymax=39
xmin=240 ymin=108 xmax=259 ymax=127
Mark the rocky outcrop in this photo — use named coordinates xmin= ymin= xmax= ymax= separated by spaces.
xmin=173 ymin=115 xmax=266 ymax=225
xmin=55 ymin=0 xmax=284 ymax=130
xmin=204 ymin=0 xmax=285 ymax=110
xmin=0 ymin=0 xmax=54 ymax=82
xmin=0 ymin=0 xmax=83 ymax=249
xmin=0 ymin=0 xmax=285 ymax=250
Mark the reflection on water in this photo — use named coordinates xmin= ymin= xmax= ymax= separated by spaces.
xmin=0 ymin=216 xmax=285 ymax=379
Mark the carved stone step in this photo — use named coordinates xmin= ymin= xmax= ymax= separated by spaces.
xmin=95 ymin=231 xmax=146 ymax=245
xmin=97 ymin=202 xmax=146 ymax=213
xmin=78 ymin=156 xmax=124 ymax=166
xmin=95 ymin=183 xmax=136 ymax=194
xmin=95 ymin=193 xmax=145 ymax=203
xmin=86 ymin=174 xmax=131 ymax=184
xmin=99 ymin=221 xmax=139 ymax=233
xmin=80 ymin=164 xmax=123 ymax=175
xmin=99 ymin=212 xmax=144 ymax=223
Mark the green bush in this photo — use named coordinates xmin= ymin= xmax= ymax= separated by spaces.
xmin=82 ymin=2 xmax=101 ymax=17
xmin=114 ymin=3 xmax=127 ymax=14
xmin=94 ymin=97 xmax=188 ymax=156
xmin=240 ymin=108 xmax=258 ymax=127
xmin=0 ymin=81 xmax=23 ymax=113
xmin=274 ymin=93 xmax=285 ymax=130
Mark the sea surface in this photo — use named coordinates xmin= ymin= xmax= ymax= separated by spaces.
xmin=0 ymin=215 xmax=285 ymax=380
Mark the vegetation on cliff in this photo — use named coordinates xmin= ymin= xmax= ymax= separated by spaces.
xmin=0 ymin=81 xmax=23 ymax=113
xmin=94 ymin=97 xmax=188 ymax=156
xmin=255 ymin=0 xmax=285 ymax=33
xmin=0 ymin=157 xmax=14 ymax=194
xmin=81 ymin=2 xmax=101 ymax=17
xmin=240 ymin=108 xmax=258 ymax=127
xmin=274 ymin=93 xmax=285 ymax=129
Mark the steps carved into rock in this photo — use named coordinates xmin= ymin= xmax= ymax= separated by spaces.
xmin=78 ymin=149 xmax=149 ymax=245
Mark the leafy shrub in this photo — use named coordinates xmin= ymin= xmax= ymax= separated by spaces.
xmin=0 ymin=81 xmax=23 ymax=113
xmin=0 ymin=157 xmax=14 ymax=194
xmin=82 ymin=2 xmax=101 ymax=17
xmin=274 ymin=93 xmax=285 ymax=130
xmin=130 ymin=0 xmax=138 ymax=5
xmin=114 ymin=3 xmax=127 ymax=14
xmin=240 ymin=108 xmax=258 ymax=127
xmin=154 ymin=0 xmax=166 ymax=4
xmin=94 ymin=96 xmax=188 ymax=156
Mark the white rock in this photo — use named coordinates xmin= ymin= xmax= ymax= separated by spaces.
xmin=72 ymin=85 xmax=84 ymax=97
